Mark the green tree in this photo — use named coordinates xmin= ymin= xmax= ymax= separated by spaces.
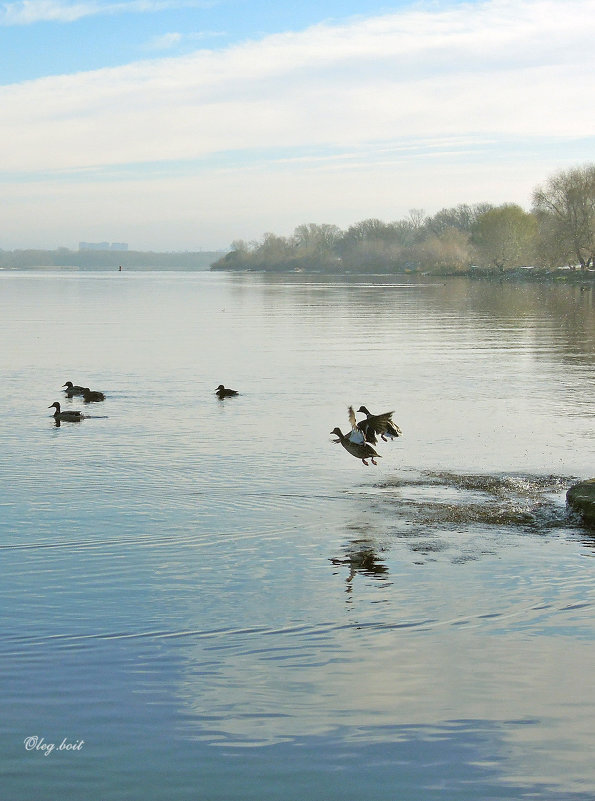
xmin=211 ymin=239 xmax=253 ymax=270
xmin=472 ymin=204 xmax=537 ymax=270
xmin=532 ymin=164 xmax=595 ymax=270
xmin=255 ymin=232 xmax=295 ymax=270
xmin=532 ymin=212 xmax=571 ymax=270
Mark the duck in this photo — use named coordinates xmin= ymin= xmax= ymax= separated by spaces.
xmin=330 ymin=427 xmax=381 ymax=466
xmin=48 ymin=401 xmax=85 ymax=422
xmin=62 ymin=381 xmax=85 ymax=396
xmin=355 ymin=416 xmax=378 ymax=445
xmin=82 ymin=388 xmax=105 ymax=403
xmin=357 ymin=405 xmax=402 ymax=442
xmin=215 ymin=384 xmax=238 ymax=399
xmin=348 ymin=405 xmax=378 ymax=445
xmin=346 ymin=405 xmax=366 ymax=445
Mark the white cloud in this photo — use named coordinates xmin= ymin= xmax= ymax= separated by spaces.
xmin=0 ymin=0 xmax=210 ymax=25
xmin=1 ymin=0 xmax=594 ymax=248
xmin=143 ymin=29 xmax=225 ymax=50
xmin=145 ymin=31 xmax=184 ymax=50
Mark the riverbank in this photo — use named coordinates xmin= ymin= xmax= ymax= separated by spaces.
xmin=211 ymin=262 xmax=595 ymax=284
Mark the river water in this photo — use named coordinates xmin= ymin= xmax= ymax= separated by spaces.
xmin=1 ymin=270 xmax=594 ymax=800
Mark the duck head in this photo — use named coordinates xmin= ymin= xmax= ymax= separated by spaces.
xmin=48 ymin=402 xmax=61 ymax=412
xmin=357 ymin=406 xmax=371 ymax=416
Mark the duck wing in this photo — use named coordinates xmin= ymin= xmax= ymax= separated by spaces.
xmin=357 ymin=417 xmax=378 ymax=444
xmin=384 ymin=418 xmax=402 ymax=438
xmin=366 ymin=411 xmax=396 ymax=433
xmin=347 ymin=406 xmax=365 ymax=445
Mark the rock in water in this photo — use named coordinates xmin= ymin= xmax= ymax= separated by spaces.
xmin=567 ymin=479 xmax=595 ymax=525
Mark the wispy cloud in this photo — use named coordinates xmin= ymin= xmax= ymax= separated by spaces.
xmin=143 ymin=29 xmax=225 ymax=50
xmin=0 ymin=0 xmax=212 ymax=25
xmin=1 ymin=0 xmax=594 ymax=248
xmin=144 ymin=31 xmax=183 ymax=50
xmin=2 ymin=0 xmax=593 ymax=171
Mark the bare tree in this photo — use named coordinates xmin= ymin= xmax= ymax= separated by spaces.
xmin=532 ymin=164 xmax=595 ymax=270
xmin=427 ymin=203 xmax=494 ymax=235
xmin=292 ymin=223 xmax=341 ymax=254
xmin=407 ymin=208 xmax=427 ymax=230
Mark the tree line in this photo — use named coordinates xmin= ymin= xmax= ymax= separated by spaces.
xmin=212 ymin=164 xmax=595 ymax=275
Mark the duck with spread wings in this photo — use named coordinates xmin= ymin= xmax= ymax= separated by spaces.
xmin=357 ymin=405 xmax=402 ymax=442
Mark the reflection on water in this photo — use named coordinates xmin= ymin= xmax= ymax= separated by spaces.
xmin=0 ymin=271 xmax=594 ymax=800
xmin=330 ymin=538 xmax=390 ymax=590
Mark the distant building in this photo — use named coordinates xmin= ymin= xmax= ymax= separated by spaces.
xmin=79 ymin=242 xmax=129 ymax=251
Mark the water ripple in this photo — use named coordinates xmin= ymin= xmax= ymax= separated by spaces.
xmin=3 ymin=595 xmax=592 ymax=657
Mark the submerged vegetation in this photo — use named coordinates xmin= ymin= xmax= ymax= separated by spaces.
xmin=212 ymin=164 xmax=595 ymax=276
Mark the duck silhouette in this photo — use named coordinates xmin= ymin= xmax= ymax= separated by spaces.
xmin=82 ymin=388 xmax=105 ymax=403
xmin=215 ymin=384 xmax=238 ymax=399
xmin=330 ymin=427 xmax=381 ymax=466
xmin=62 ymin=381 xmax=85 ymax=397
xmin=49 ymin=401 xmax=85 ymax=422
xmin=357 ymin=405 xmax=402 ymax=442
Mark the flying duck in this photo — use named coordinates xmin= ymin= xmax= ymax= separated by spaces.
xmin=357 ymin=406 xmax=402 ymax=442
xmin=215 ymin=384 xmax=238 ymax=399
xmin=330 ymin=427 xmax=381 ymax=466
xmin=347 ymin=405 xmax=377 ymax=444
xmin=347 ymin=405 xmax=366 ymax=445
xmin=82 ymin=388 xmax=105 ymax=402
xmin=48 ymin=401 xmax=85 ymax=422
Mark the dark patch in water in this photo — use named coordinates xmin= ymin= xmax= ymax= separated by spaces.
xmin=374 ymin=470 xmax=579 ymax=531
xmin=332 ymin=471 xmax=589 ymax=578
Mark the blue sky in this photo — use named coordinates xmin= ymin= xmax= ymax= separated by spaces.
xmin=1 ymin=0 xmax=594 ymax=250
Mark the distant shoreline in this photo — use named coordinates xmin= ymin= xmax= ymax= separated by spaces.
xmin=209 ymin=264 xmax=595 ymax=284
xmin=2 ymin=262 xmax=594 ymax=284
xmin=2 ymin=247 xmax=594 ymax=285
xmin=0 ymin=248 xmax=223 ymax=270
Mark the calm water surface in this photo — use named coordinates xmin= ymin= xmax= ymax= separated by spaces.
xmin=1 ymin=270 xmax=594 ymax=800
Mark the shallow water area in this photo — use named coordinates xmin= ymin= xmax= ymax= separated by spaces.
xmin=0 ymin=270 xmax=594 ymax=800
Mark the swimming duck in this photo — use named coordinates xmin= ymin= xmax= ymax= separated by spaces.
xmin=215 ymin=384 xmax=238 ymax=399
xmin=330 ymin=427 xmax=381 ymax=466
xmin=62 ymin=381 xmax=85 ymax=396
xmin=48 ymin=401 xmax=85 ymax=422
xmin=82 ymin=388 xmax=105 ymax=402
xmin=357 ymin=405 xmax=402 ymax=442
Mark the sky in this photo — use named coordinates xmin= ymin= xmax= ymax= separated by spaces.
xmin=1 ymin=0 xmax=594 ymax=251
